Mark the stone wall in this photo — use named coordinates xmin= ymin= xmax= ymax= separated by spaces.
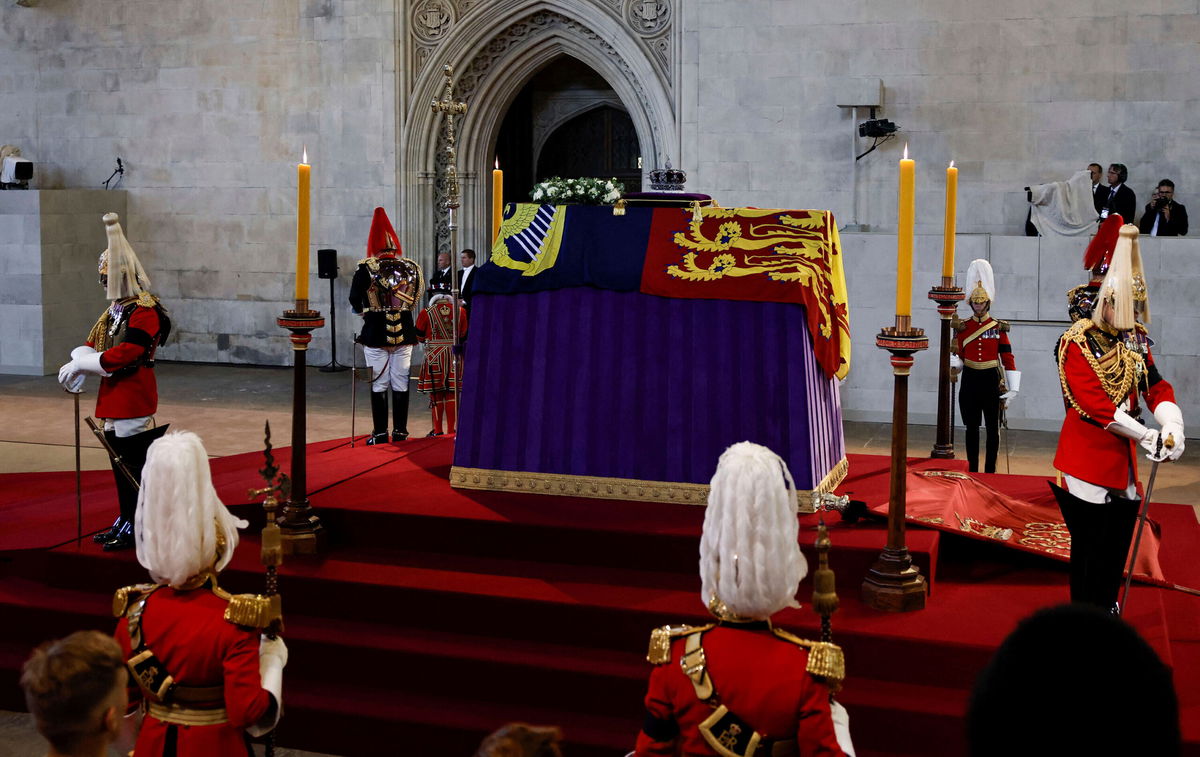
xmin=0 ymin=190 xmax=122 ymax=374
xmin=680 ymin=0 xmax=1200 ymax=235
xmin=0 ymin=0 xmax=399 ymax=367
xmin=840 ymin=231 xmax=1200 ymax=434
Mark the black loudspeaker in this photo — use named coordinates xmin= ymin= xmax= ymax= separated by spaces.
xmin=317 ymin=248 xmax=338 ymax=279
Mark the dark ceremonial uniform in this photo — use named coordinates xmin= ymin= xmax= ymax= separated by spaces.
xmin=114 ymin=580 xmax=275 ymax=757
xmin=636 ymin=621 xmax=845 ymax=757
xmin=86 ymin=293 xmax=170 ymax=419
xmin=348 ymin=257 xmax=423 ymax=348
xmin=415 ymin=299 xmax=468 ymax=394
xmin=954 ymin=315 xmax=1015 ymax=473
xmin=1054 ymin=321 xmax=1175 ymax=490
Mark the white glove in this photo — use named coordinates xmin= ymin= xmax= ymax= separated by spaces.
xmin=1000 ymin=369 xmax=1021 ymax=404
xmin=830 ymin=700 xmax=856 ymax=757
xmin=949 ymin=353 xmax=963 ymax=372
xmin=1153 ymin=401 xmax=1185 ymax=462
xmin=58 ymin=347 xmax=111 ymax=392
xmin=247 ymin=635 xmax=287 ymax=737
xmin=1107 ymin=408 xmax=1166 ymax=461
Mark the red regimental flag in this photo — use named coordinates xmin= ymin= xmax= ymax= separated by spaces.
xmin=640 ymin=207 xmax=851 ymax=379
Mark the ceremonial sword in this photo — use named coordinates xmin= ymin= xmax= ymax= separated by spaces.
xmin=1119 ymin=433 xmax=1175 ymax=615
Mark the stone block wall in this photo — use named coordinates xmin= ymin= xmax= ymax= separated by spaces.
xmin=0 ymin=190 xmax=122 ymax=374
xmin=0 ymin=0 xmax=399 ymax=368
xmin=839 ymin=231 xmax=1200 ymax=435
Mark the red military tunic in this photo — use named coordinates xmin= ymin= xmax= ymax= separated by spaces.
xmin=115 ymin=585 xmax=272 ymax=757
xmin=636 ymin=622 xmax=845 ymax=757
xmin=954 ymin=315 xmax=1016 ymax=372
xmin=415 ymin=300 xmax=468 ymax=394
xmin=1054 ymin=321 xmax=1175 ymax=490
xmin=87 ymin=299 xmax=164 ymax=419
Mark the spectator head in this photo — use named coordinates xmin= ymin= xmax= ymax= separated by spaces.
xmin=475 ymin=723 xmax=563 ymax=757
xmin=1108 ymin=163 xmax=1128 ymax=186
xmin=437 ymin=251 xmax=450 ymax=269
xmin=460 ymin=249 xmax=477 ymax=267
xmin=1157 ymin=179 xmax=1175 ymax=201
xmin=1088 ymin=163 xmax=1103 ymax=183
xmin=699 ymin=442 xmax=807 ymax=620
xmin=20 ymin=631 xmax=127 ymax=756
xmin=967 ymin=604 xmax=1179 ymax=757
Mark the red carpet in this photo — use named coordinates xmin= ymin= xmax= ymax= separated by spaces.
xmin=2 ymin=439 xmax=1199 ymax=756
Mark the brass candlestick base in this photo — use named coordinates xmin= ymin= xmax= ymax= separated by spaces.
xmin=277 ymin=307 xmax=327 ymax=555
xmin=863 ymin=321 xmax=929 ymax=612
xmin=928 ymin=282 xmax=964 ymax=459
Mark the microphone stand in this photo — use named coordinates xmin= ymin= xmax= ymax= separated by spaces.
xmin=103 ymin=159 xmax=124 ymax=190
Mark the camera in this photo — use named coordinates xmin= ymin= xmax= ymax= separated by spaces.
xmin=858 ymin=118 xmax=898 ymax=138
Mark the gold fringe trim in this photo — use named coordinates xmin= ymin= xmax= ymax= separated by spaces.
xmin=148 ymin=702 xmax=228 ymax=726
xmin=223 ymin=593 xmax=280 ymax=630
xmin=450 ymin=460 xmax=850 ymax=513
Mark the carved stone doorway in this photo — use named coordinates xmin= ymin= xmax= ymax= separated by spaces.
xmin=400 ymin=2 xmax=678 ymax=269
xmin=494 ymin=56 xmax=643 ymax=206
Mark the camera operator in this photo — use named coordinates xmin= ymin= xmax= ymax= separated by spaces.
xmin=1138 ymin=179 xmax=1188 ymax=236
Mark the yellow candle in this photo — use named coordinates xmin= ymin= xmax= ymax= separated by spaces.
xmin=296 ymin=148 xmax=311 ymax=304
xmin=492 ymin=158 xmax=503 ymax=244
xmin=897 ymin=144 xmax=915 ymax=317
xmin=941 ymin=161 xmax=958 ymax=279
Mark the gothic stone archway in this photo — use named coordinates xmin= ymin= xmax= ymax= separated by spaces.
xmin=400 ymin=1 xmax=678 ymax=268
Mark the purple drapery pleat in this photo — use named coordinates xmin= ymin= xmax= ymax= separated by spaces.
xmin=453 ymin=288 xmax=844 ymax=490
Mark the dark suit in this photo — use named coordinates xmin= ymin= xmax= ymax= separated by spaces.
xmin=1139 ymin=202 xmax=1188 ymax=236
xmin=1101 ymin=184 xmax=1136 ymax=224
xmin=429 ymin=266 xmax=452 ymax=292
xmin=1092 ymin=184 xmax=1107 ymax=215
xmin=457 ymin=266 xmax=476 ymax=307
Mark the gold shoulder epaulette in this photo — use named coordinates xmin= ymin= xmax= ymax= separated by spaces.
xmin=359 ymin=257 xmax=378 ymax=271
xmin=136 ymin=292 xmax=159 ymax=308
xmin=647 ymin=623 xmax=715 ymax=665
xmin=112 ymin=583 xmax=158 ymax=618
xmin=997 ymin=319 xmax=1010 ymax=332
xmin=1134 ymin=322 xmax=1149 ymax=336
xmin=771 ymin=628 xmax=846 ymax=686
xmin=222 ymin=592 xmax=282 ymax=630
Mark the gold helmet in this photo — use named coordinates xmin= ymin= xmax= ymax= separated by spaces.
xmin=965 ymin=258 xmax=995 ymax=306
xmin=1094 ymin=225 xmax=1145 ymax=332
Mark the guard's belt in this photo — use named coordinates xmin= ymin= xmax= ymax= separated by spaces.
xmin=963 ymin=358 xmax=999 ymax=370
xmin=124 ymin=587 xmax=225 ymax=710
xmin=148 ymin=702 xmax=229 ymax=726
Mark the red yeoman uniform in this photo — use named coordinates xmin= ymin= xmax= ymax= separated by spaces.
xmin=637 ymin=622 xmax=844 ymax=756
xmin=115 ymin=584 xmax=273 ymax=756
xmin=415 ymin=292 xmax=468 ymax=435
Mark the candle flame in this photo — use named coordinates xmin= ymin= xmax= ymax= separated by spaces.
xmin=903 ymin=143 xmax=909 ymax=160
xmin=495 ymin=157 xmax=499 ymax=170
xmin=949 ymin=160 xmax=955 ymax=168
xmin=302 ymin=146 xmax=308 ymax=164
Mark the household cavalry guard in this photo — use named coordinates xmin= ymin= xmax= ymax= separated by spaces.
xmin=635 ymin=442 xmax=854 ymax=757
xmin=112 ymin=430 xmax=287 ymax=755
xmin=349 ymin=207 xmax=424 ymax=445
xmin=58 ymin=212 xmax=171 ymax=551
xmin=949 ymin=259 xmax=1020 ymax=474
xmin=1051 ymin=224 xmax=1184 ymax=612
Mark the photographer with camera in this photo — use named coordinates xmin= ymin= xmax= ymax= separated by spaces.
xmin=1138 ymin=179 xmax=1188 ymax=236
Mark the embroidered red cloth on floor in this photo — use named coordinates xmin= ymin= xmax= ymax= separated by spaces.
xmin=869 ymin=467 xmax=1165 ymax=582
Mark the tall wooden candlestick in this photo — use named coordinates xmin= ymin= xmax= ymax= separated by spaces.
xmin=863 ymin=317 xmax=929 ymax=611
xmin=276 ymin=308 xmax=326 ymax=554
xmin=928 ymin=281 xmax=964 ymax=459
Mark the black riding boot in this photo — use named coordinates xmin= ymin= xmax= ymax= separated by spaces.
xmin=964 ymin=426 xmax=980 ymax=473
xmin=984 ymin=424 xmax=1000 ymax=474
xmin=1093 ymin=495 xmax=1141 ymax=612
xmin=392 ymin=390 xmax=410 ymax=442
xmin=103 ymin=424 xmax=169 ymax=551
xmin=367 ymin=391 xmax=388 ymax=445
xmin=1051 ymin=483 xmax=1097 ymax=604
